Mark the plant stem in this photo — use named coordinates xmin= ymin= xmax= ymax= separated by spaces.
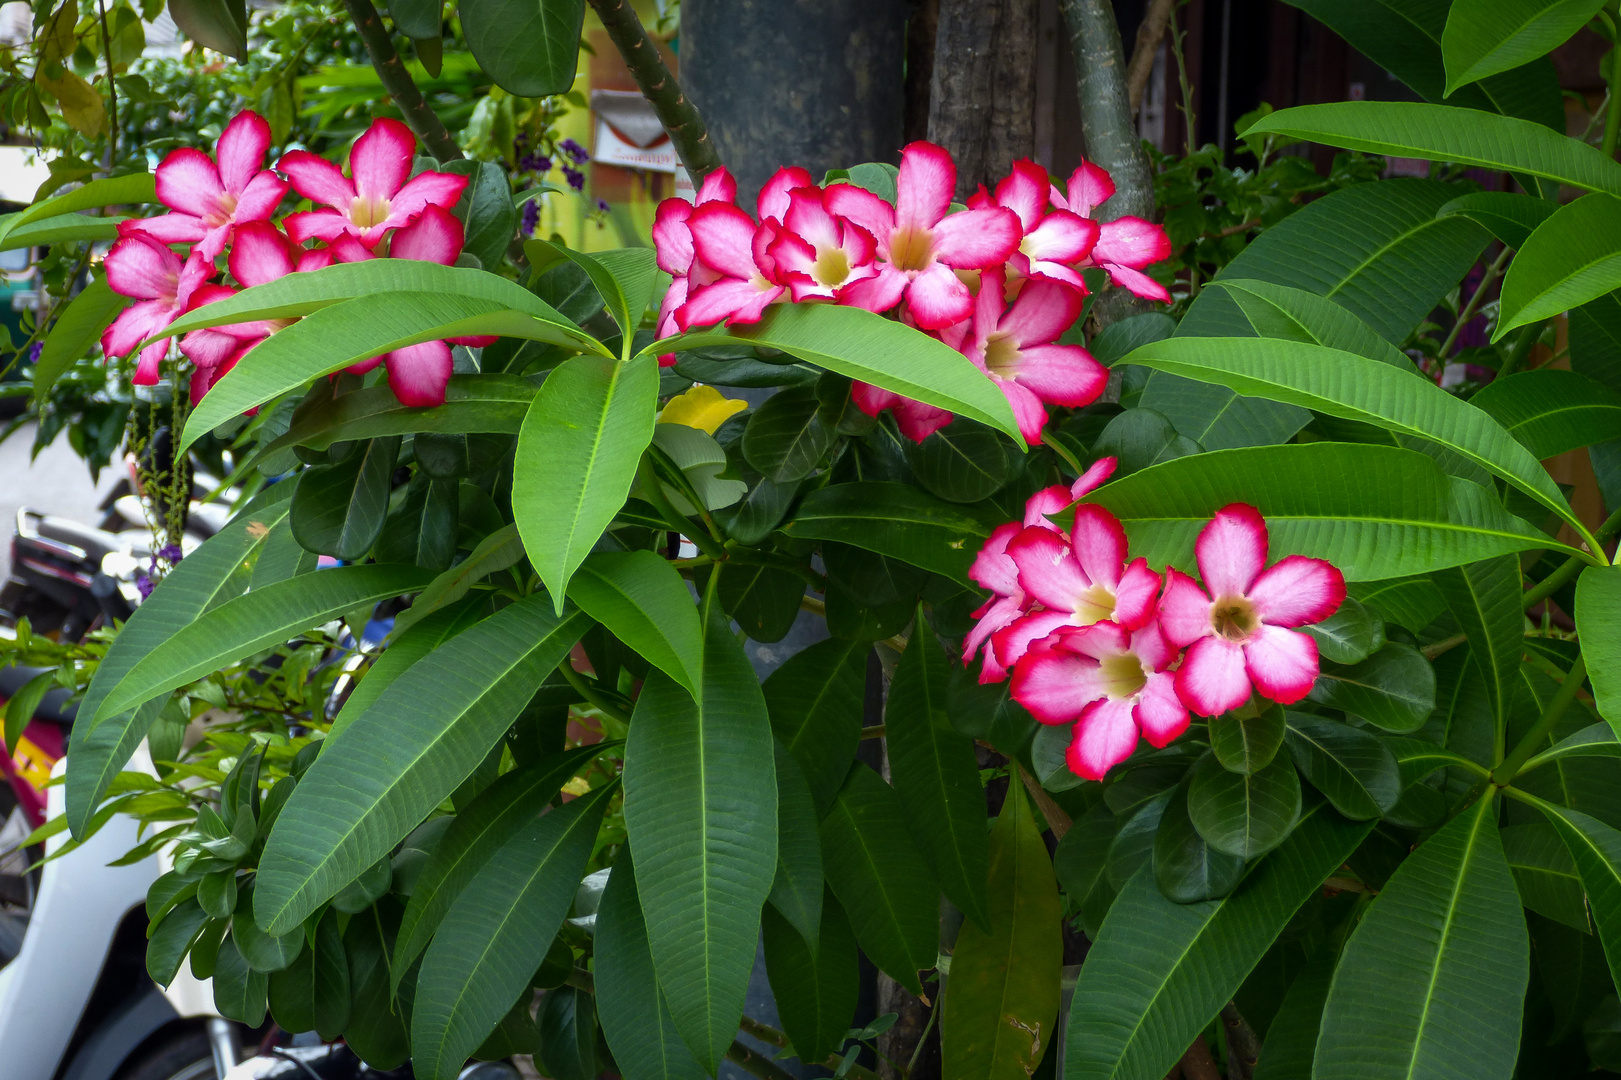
xmin=556 ymin=661 xmax=632 ymax=725
xmin=95 ymin=0 xmax=117 ymax=167
xmin=1496 ymin=319 xmax=1545 ymax=381
xmin=586 ymin=0 xmax=721 ymax=184
xmin=736 ymin=1016 xmax=883 ymax=1080
xmin=1125 ymin=0 xmax=1176 ymax=113
xmin=1220 ymin=1002 xmax=1260 ymax=1080
xmin=1522 ymin=505 xmax=1621 ymax=609
xmin=1494 ymin=652 xmax=1587 ymax=782
xmin=1420 ymin=632 xmax=1468 ymax=660
xmin=1437 ymin=246 xmax=1512 ymax=361
xmin=1018 ymin=764 xmax=1073 ymax=839
xmin=340 ymin=0 xmax=462 ymax=162
xmin=636 ymin=453 xmax=725 ymax=560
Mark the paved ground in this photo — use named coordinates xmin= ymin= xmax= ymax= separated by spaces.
xmin=0 ymin=421 xmax=121 ymax=579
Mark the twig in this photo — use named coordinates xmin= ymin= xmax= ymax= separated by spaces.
xmin=1495 ymin=652 xmax=1587 ymax=782
xmin=1018 ymin=764 xmax=1073 ymax=840
xmin=861 ymin=724 xmax=886 ymax=740
xmin=340 ymin=0 xmax=462 ymax=162
xmin=724 ymin=1043 xmax=796 ymax=1080
xmin=1125 ymin=0 xmax=1176 ymax=113
xmin=1177 ymin=1035 xmax=1221 ymax=1080
xmin=586 ymin=0 xmax=721 ymax=183
xmin=1437 ymin=246 xmax=1512 ymax=361
xmin=95 ymin=0 xmax=117 ymax=166
xmin=1220 ymin=1002 xmax=1260 ymax=1080
xmin=1420 ymin=633 xmax=1467 ymax=660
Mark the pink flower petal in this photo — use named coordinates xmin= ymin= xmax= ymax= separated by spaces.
xmin=1158 ymin=567 xmax=1213 ymax=647
xmin=1022 ymin=210 xmax=1098 ymax=263
xmin=824 ymin=183 xmax=896 ymax=248
xmin=688 ymin=202 xmax=763 ymax=281
xmin=1247 ymin=555 xmax=1346 ymax=629
xmin=384 ymin=339 xmax=454 ymax=406
xmin=1022 ymin=485 xmax=1073 ymax=529
xmin=653 ymin=198 xmax=695 ymax=275
xmin=903 ymin=262 xmax=973 ymax=330
xmin=389 ymin=170 xmax=470 ymax=221
xmin=964 ymin=593 xmax=1025 ymax=668
xmin=391 ymin=204 xmax=465 ymax=265
xmin=896 ymin=141 xmax=955 ymax=229
xmin=118 ymin=214 xmax=207 ymax=245
xmin=1114 ymin=559 xmax=1163 ymax=631
xmin=1011 ymin=648 xmax=1105 ymax=724
xmin=1103 ymin=263 xmax=1171 ymax=303
xmin=233 ymin=171 xmax=289 ymax=223
xmin=970 ymin=521 xmax=1023 ymax=595
xmin=991 ymin=608 xmax=1074 ymax=672
xmin=892 ymin=397 xmax=954 ymax=442
xmin=328 ymin=233 xmax=376 ymax=263
xmin=1061 ymin=161 xmax=1115 ymax=217
xmin=993 ymin=159 xmax=1050 ymax=230
xmin=1133 ymin=672 xmax=1188 ymax=747
xmin=838 ymin=264 xmax=910 ymax=316
xmin=1071 ymin=456 xmax=1117 ymax=498
xmin=351 ymin=117 xmax=416 ymax=200
xmin=131 ymin=338 xmax=169 ymax=385
xmin=180 ymin=327 xmax=243 ymax=367
xmin=697 ymin=167 xmax=737 ymax=205
xmin=298 ymin=248 xmax=336 ymax=273
xmin=278 ymin=150 xmax=356 ymax=210
xmin=1175 ymin=636 xmax=1252 ymax=716
xmin=190 ymin=347 xmax=240 ymax=401
xmin=283 ymin=209 xmax=350 ymax=244
xmin=1196 ymin=503 xmax=1268 ymax=599
xmin=1068 ymin=696 xmax=1139 ymax=780
xmin=932 ymin=207 xmax=1021 ymax=270
xmin=1011 ymin=344 xmax=1107 ymax=408
xmin=1070 ymin=504 xmax=1127 ymax=591
xmin=104 ymin=235 xmax=181 ymax=301
xmin=1130 ymin=619 xmax=1178 ymax=672
xmin=851 ymin=380 xmax=900 ymax=417
xmin=1009 ymin=526 xmax=1113 ymax=619
xmin=1094 ymin=216 xmax=1171 ymax=269
xmin=229 ymin=221 xmax=296 ymax=287
xmin=999 ymin=377 xmax=1050 ymax=445
xmin=783 ymin=187 xmax=842 ymax=253
xmin=1243 ymin=625 xmax=1320 ymax=704
xmin=1053 ymin=619 xmax=1131 ymax=661
xmin=155 ymin=148 xmax=224 ymax=219
xmin=999 ymin=277 xmax=1083 ymax=348
xmin=216 ymin=110 xmax=272 ymax=193
xmin=677 ymin=278 xmax=765 ymax=330
xmin=102 ymin=299 xmax=171 ymax=358
xmin=759 ymin=165 xmax=815 ymax=223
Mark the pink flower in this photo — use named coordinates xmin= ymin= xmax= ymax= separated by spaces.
xmin=279 ymin=118 xmax=468 ymax=250
xmin=1050 ymin=161 xmax=1172 ymax=303
xmin=118 ymin=110 xmax=288 ymax=261
xmin=973 ymin=160 xmax=1097 ymax=291
xmin=675 ymin=200 xmax=786 ymax=330
xmin=1010 ymin=619 xmax=1188 ymax=779
xmin=849 ymin=381 xmax=954 ymax=443
xmin=100 ymin=235 xmax=214 ymax=385
xmin=825 ymin=141 xmax=1020 ymax=329
xmin=757 ymin=166 xmax=815 ymax=224
xmin=943 ymin=268 xmax=1107 ymax=444
xmin=768 ymin=185 xmax=880 ymax=302
xmin=1158 ymin=504 xmax=1346 ymax=715
xmin=962 ymin=457 xmax=1117 ymax=681
xmin=653 ymin=168 xmax=737 ymax=365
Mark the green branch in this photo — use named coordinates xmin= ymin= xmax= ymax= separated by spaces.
xmin=340 ymin=0 xmax=462 ymax=162
xmin=1495 ymin=652 xmax=1587 ymax=782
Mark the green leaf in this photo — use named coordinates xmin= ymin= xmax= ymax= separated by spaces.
xmin=717 ymin=563 xmax=803 ymax=644
xmin=1250 ymin=943 xmax=1340 ymax=1080
xmin=514 ymin=353 xmax=658 ymax=606
xmin=1471 ymin=368 xmax=1621 ymax=461
xmin=343 ymin=900 xmax=412 ymax=1068
xmin=147 ymin=897 xmax=210 ymax=986
xmin=290 ymin=437 xmax=399 ymax=560
xmin=1208 ymin=704 xmax=1286 ymax=775
xmin=232 ymin=883 xmax=305 ymax=973
xmin=767 ymin=740 xmax=824 ymax=949
xmin=1065 ymin=802 xmax=1374 ymax=1080
xmin=1498 ymin=193 xmax=1621 ymax=338
xmin=328 ymin=598 xmax=487 ymax=744
xmin=392 ymin=527 xmax=521 ymax=637
xmin=622 ymin=598 xmax=779 ymax=1072
xmin=1433 ymin=555 xmax=1524 ymax=739
xmin=1154 ymin=781 xmax=1247 ymax=903
xmin=212 ymin=937 xmax=269 ymax=1025
xmin=459 ymin=0 xmax=581 ymax=95
xmin=1526 ymin=799 xmax=1621 ymax=993
xmin=1186 ymin=751 xmax=1301 ymax=859
xmin=0 ymin=172 xmax=155 ymax=250
xmin=765 ymin=636 xmax=868 ymax=816
xmin=1500 ymin=823 xmax=1590 ymax=932
xmin=1577 ymin=565 xmax=1621 ymax=734
xmin=783 ymin=482 xmax=1003 ymax=585
xmin=1437 ymin=191 xmax=1557 ymax=251
xmin=1301 ymin=596 xmax=1384 ymax=666
xmin=741 ymin=387 xmax=836 ymax=483
xmin=249 ymin=515 xmax=317 ymax=591
xmin=1309 ymin=642 xmax=1437 ymax=733
xmin=268 ymin=909 xmax=349 ymax=1040
xmin=941 ymin=779 xmax=1062 ymax=1076
xmin=4 ymin=669 xmax=53 ymax=755
xmin=1314 ymin=794 xmax=1528 ymax=1080
xmin=1283 ymin=713 xmax=1402 ymax=820
xmin=393 ymin=745 xmax=607 ymax=981
xmin=820 ymin=763 xmax=939 ymax=995
xmin=1520 ymin=721 xmax=1621 ymax=774
xmin=886 ymin=610 xmax=989 ymax=931
xmin=389 ymin=0 xmax=442 ymax=38
xmin=1244 ymin=101 xmax=1621 ymax=197
xmin=661 ymin=303 xmax=1025 ymax=446
xmin=527 ymin=241 xmax=656 ymax=348
xmin=256 ymin=596 xmax=589 ymax=934
xmin=66 ymin=697 xmax=170 ymax=841
xmin=96 ymin=564 xmax=431 ymax=723
xmin=450 ymin=160 xmax=519 ymax=272
xmin=263 ymin=375 xmax=535 ymax=455
xmin=567 ymin=549 xmax=703 ymax=697
xmin=34 ymin=275 xmax=124 ymax=402
xmin=2 ymin=211 xmax=125 ymax=250
xmin=1090 ymin=409 xmax=1201 ymax=477
xmin=1209 ymin=279 xmax=1415 ymax=367
xmin=1442 ymin=0 xmax=1606 ymax=93
xmin=1120 ymin=336 xmax=1588 ymax=544
xmin=596 ymin=849 xmax=709 ymax=1080
xmin=1054 ymin=802 xmax=1119 ymax=938
xmin=762 ymin=893 xmax=860 ymax=1066
xmin=905 ymin=418 xmax=1011 ymax=503
xmin=411 ymin=784 xmax=612 ymax=1080
xmin=1078 ymin=443 xmax=1572 ymax=582
xmin=167 ymin=0 xmax=246 ymax=58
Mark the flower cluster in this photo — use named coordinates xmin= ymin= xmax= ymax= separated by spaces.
xmin=101 ymin=111 xmax=491 ymax=407
xmin=651 ymin=142 xmax=1172 ymax=444
xmin=966 ymin=475 xmax=1346 ymax=780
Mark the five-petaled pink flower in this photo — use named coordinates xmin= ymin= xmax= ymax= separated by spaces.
xmin=1158 ymin=504 xmax=1346 ymax=716
xmin=826 ymin=141 xmax=1021 ymax=329
xmin=280 ymin=117 xmax=468 ymax=249
xmin=676 ymin=200 xmax=786 ymax=329
xmin=119 ymin=110 xmax=288 ymax=261
xmin=1010 ymin=619 xmax=1188 ymax=780
xmin=1050 ymin=161 xmax=1172 ymax=303
xmin=100 ymin=235 xmax=213 ymax=386
xmin=652 ymin=167 xmax=737 ymax=363
xmin=972 ymin=160 xmax=1097 ymax=291
xmin=769 ymin=185 xmax=880 ymax=303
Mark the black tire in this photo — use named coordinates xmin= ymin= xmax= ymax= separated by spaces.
xmin=115 ymin=1030 xmax=219 ymax=1080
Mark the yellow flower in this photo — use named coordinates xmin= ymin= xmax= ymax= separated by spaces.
xmin=658 ymin=384 xmax=747 ymax=434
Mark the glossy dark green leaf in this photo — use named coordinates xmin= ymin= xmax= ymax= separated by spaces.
xmin=1209 ymin=704 xmax=1286 ymax=775
xmin=147 ymin=897 xmax=210 ymax=987
xmin=1578 ymin=565 xmax=1621 ymax=735
xmin=459 ymin=0 xmax=582 ymax=96
xmin=450 ymin=159 xmax=518 ymax=272
xmin=1187 ymin=751 xmax=1301 ymax=859
xmin=1309 ymin=642 xmax=1438 ymax=733
xmin=1314 ymin=794 xmax=1528 ymax=1080
xmin=1438 ymin=191 xmax=1557 ymax=253
xmin=1502 ymin=822 xmax=1590 ymax=933
xmin=289 ymin=436 xmax=398 ymax=560
xmin=1441 ymin=0 xmax=1605 ymax=92
xmin=537 ymin=984 xmax=598 ymax=1080
xmin=1055 ymin=801 xmax=1119 ymax=938
xmin=942 ymin=780 xmax=1061 ymax=1076
xmin=742 ymin=387 xmax=836 ymax=483
xmin=331 ymin=858 xmax=393 ymax=914
xmin=1211 ymin=278 xmax=1415 ymax=367
xmin=1090 ymin=408 xmax=1201 ymax=476
xmin=568 ymin=549 xmax=703 ymax=697
xmin=212 ymin=936 xmax=269 ymax=1026
xmin=673 ymin=350 xmax=820 ymax=388
xmin=1154 ymin=781 xmax=1247 ymax=904
xmin=328 ymin=598 xmax=487 ymax=744
xmin=1251 ymin=943 xmax=1339 ymax=1080
xmin=768 ymin=741 xmax=824 ymax=949
xmin=1349 ymin=575 xmax=1447 ymax=636
xmin=232 ymin=882 xmax=305 ymax=973
xmin=1090 ymin=311 xmax=1177 ymax=364
xmin=343 ymin=900 xmax=412 ymax=1069
xmin=268 ymin=908 xmax=350 ymax=1039
xmin=197 ymin=871 xmax=237 ymax=920
xmin=764 ymin=636 xmax=868 ymax=816
xmin=248 ymin=515 xmax=317 ymax=591
xmin=905 ymin=418 xmax=1010 ymax=503
xmin=1433 ymin=554 xmax=1524 ymax=734
xmin=264 ymin=375 xmax=534 ymax=456
xmin=1301 ymin=596 xmax=1384 ymax=666
xmin=1284 ymin=713 xmax=1402 ymax=820
xmin=374 ymin=471 xmax=459 ymax=571
xmin=168 ymin=0 xmax=246 ymax=57
xmin=762 ymin=893 xmax=860 ymax=1065
xmin=1107 ymin=789 xmax=1174 ymax=888
xmin=783 ymin=481 xmax=1002 ymax=585
xmin=820 ymin=763 xmax=939 ymax=995
xmin=824 ymin=543 xmax=922 ymax=641
xmin=718 ymin=563 xmax=804 ymax=644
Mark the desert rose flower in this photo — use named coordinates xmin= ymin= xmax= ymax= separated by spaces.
xmin=769 ymin=185 xmax=881 ymax=302
xmin=676 ymin=200 xmax=786 ymax=329
xmin=1050 ymin=161 xmax=1173 ymax=303
xmin=1010 ymin=618 xmax=1188 ymax=780
xmin=972 ymin=159 xmax=1097 ymax=291
xmin=1158 ymin=503 xmax=1346 ymax=715
xmin=101 ymin=235 xmax=213 ymax=385
xmin=119 ymin=110 xmax=288 ymax=261
xmin=652 ymin=167 xmax=738 ymax=364
xmin=280 ymin=117 xmax=468 ymax=249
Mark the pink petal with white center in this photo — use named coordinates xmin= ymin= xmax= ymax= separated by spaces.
xmin=387 ymin=170 xmax=470 ymax=222
xmin=998 ymin=377 xmax=1050 ymax=444
xmin=1011 ymin=344 xmax=1107 ymax=407
xmin=852 ymin=380 xmax=900 ymax=417
xmin=903 ymin=262 xmax=974 ymax=330
xmin=1094 ymin=216 xmax=1171 ymax=268
xmin=283 ymin=209 xmax=350 ymax=244
xmin=154 ymin=148 xmax=224 ymax=218
xmin=783 ymin=188 xmax=842 ymax=253
xmin=824 ymin=183 xmax=897 ymax=248
xmin=970 ymin=520 xmax=1022 ymax=595
xmin=1158 ymin=568 xmax=1213 ymax=647
xmin=179 ymin=327 xmax=242 ymax=368
xmin=229 ymin=221 xmax=296 ymax=286
xmin=893 ymin=397 xmax=954 ymax=442
xmin=391 ymin=205 xmax=465 ymax=265
xmin=1196 ymin=503 xmax=1268 ymax=600
xmin=278 ymin=150 xmax=357 ymax=209
xmin=1175 ymin=636 xmax=1252 ymax=716
xmin=1022 ymin=486 xmax=1073 ymax=529
xmin=104 ymin=235 xmax=181 ymax=300
xmin=964 ymin=593 xmax=1025 ymax=667
xmin=932 ymin=207 xmax=1021 ymax=270
xmin=175 ymin=253 xmax=212 ymax=307
xmin=1000 ymin=278 xmax=1083 ymax=348
xmin=896 ymin=141 xmax=955 ymax=228
xmin=992 ymin=608 xmax=1074 ymax=671
xmin=1247 ymin=555 xmax=1346 ymax=629
xmin=759 ymin=166 xmax=815 ymax=223
xmin=1103 ymin=263 xmax=1171 ymax=303
xmin=1243 ymin=625 xmax=1320 ymax=704
xmin=1070 ymin=504 xmax=1127 ymax=591
xmin=119 ymin=214 xmax=207 ymax=245
xmin=653 ymin=198 xmax=694 ymax=275
xmin=102 ymin=299 xmax=172 ymax=358
xmin=216 ymin=110 xmax=272 ymax=193
xmin=1011 ymin=648 xmax=1106 ymax=724
xmin=1069 ymin=696 xmax=1140 ymax=780
xmin=1062 ymin=161 xmax=1115 ymax=217
xmin=1133 ymin=672 xmax=1188 ymax=746
xmin=1009 ymin=526 xmax=1103 ymax=616
xmin=1022 ymin=210 xmax=1098 ymax=263
xmin=384 ymin=340 xmax=454 ymax=406
xmin=131 ymin=339 xmax=168 ymax=385
xmin=688 ymin=202 xmax=763 ymax=281
xmin=676 ymin=278 xmax=775 ymax=330
xmin=1113 ymin=558 xmax=1163 ymax=631
xmin=994 ymin=160 xmax=1051 ymax=230
xmin=1072 ymin=456 xmax=1117 ymax=498
xmin=351 ymin=117 xmax=415 ymax=200
xmin=752 ymin=219 xmax=783 ymax=281
xmin=233 ymin=171 xmax=289 ymax=223
xmin=697 ymin=167 xmax=737 ymax=205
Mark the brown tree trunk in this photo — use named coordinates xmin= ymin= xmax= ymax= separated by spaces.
xmin=925 ymin=0 xmax=1039 ymax=198
xmin=903 ymin=0 xmax=940 ymax=143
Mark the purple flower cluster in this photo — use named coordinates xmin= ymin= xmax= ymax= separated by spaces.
xmin=559 ymin=138 xmax=589 ymax=165
xmin=521 ymin=198 xmax=540 ymax=237
xmin=26 ymin=341 xmax=41 ymax=363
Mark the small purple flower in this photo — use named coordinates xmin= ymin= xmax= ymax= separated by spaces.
xmin=560 ymin=138 xmax=589 ymax=165
xmin=595 ymin=198 xmax=610 ymax=214
xmin=157 ymin=544 xmax=184 ymax=564
xmin=134 ymin=571 xmax=154 ymax=599
xmin=26 ymin=342 xmax=42 ymax=364
xmin=521 ymin=199 xmax=540 ymax=237
xmin=563 ymin=166 xmax=585 ymax=192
